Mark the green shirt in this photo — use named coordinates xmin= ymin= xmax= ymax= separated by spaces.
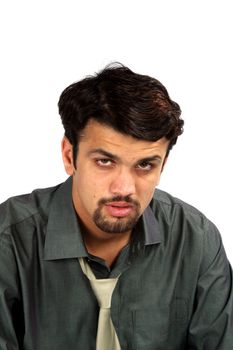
xmin=0 ymin=177 xmax=232 ymax=349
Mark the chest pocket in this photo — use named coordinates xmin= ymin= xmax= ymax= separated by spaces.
xmin=133 ymin=298 xmax=188 ymax=349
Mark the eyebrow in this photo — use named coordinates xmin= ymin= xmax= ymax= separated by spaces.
xmin=87 ymin=148 xmax=163 ymax=163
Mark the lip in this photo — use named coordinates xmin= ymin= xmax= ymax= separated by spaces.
xmin=105 ymin=202 xmax=134 ymax=217
xmin=106 ymin=201 xmax=134 ymax=207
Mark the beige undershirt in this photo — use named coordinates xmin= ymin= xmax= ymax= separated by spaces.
xmin=79 ymin=258 xmax=121 ymax=350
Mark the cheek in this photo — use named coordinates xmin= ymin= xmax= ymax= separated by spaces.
xmin=79 ymin=172 xmax=99 ymax=189
xmin=154 ymin=169 xmax=162 ymax=186
xmin=137 ymin=180 xmax=157 ymax=203
xmin=92 ymin=174 xmax=113 ymax=193
xmin=144 ymin=188 xmax=156 ymax=204
xmin=88 ymin=180 xmax=106 ymax=201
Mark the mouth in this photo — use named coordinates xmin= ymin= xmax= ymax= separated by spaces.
xmin=105 ymin=202 xmax=134 ymax=217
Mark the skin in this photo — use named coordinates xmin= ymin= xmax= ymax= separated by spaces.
xmin=62 ymin=119 xmax=169 ymax=266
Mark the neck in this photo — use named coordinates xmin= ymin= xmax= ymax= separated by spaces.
xmin=80 ymin=222 xmax=132 ymax=267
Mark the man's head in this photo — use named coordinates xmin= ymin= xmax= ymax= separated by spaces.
xmin=58 ymin=63 xmax=183 ymax=166
xmin=59 ymin=64 xmax=184 ymax=237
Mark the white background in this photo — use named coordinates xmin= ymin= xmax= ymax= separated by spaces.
xmin=0 ymin=1 xmax=232 ymax=263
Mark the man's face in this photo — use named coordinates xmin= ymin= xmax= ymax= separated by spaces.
xmin=62 ymin=120 xmax=169 ymax=236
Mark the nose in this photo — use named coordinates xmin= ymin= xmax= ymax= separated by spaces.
xmin=109 ymin=167 xmax=136 ymax=197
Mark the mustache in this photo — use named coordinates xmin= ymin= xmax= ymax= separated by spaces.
xmin=98 ymin=195 xmax=140 ymax=208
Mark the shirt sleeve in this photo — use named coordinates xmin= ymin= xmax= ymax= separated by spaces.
xmin=187 ymin=220 xmax=233 ymax=349
xmin=0 ymin=231 xmax=23 ymax=350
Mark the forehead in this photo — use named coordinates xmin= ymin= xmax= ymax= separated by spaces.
xmin=79 ymin=120 xmax=169 ymax=158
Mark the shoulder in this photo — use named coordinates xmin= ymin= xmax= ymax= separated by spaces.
xmin=152 ymin=188 xmax=207 ymax=222
xmin=152 ymin=189 xmax=225 ymax=272
xmin=152 ymin=188 xmax=221 ymax=245
xmin=0 ymin=183 xmax=61 ymax=236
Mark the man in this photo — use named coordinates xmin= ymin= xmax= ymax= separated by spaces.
xmin=0 ymin=64 xmax=232 ymax=350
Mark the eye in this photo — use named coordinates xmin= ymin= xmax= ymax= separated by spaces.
xmin=96 ymin=159 xmax=114 ymax=167
xmin=136 ymin=161 xmax=153 ymax=171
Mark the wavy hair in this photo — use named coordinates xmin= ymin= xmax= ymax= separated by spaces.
xmin=58 ymin=63 xmax=184 ymax=163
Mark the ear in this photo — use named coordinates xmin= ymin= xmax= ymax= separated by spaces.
xmin=61 ymin=137 xmax=75 ymax=175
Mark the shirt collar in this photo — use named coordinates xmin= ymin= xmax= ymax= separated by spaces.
xmin=142 ymin=205 xmax=162 ymax=245
xmin=44 ymin=177 xmax=87 ymax=260
xmin=44 ymin=177 xmax=162 ymax=260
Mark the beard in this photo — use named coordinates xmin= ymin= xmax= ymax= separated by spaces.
xmin=92 ymin=195 xmax=141 ymax=234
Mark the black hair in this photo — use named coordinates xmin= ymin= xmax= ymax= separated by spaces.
xmin=58 ymin=63 xmax=184 ymax=164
